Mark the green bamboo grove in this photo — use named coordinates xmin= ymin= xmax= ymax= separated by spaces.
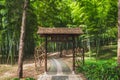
xmin=0 ymin=0 xmax=118 ymax=64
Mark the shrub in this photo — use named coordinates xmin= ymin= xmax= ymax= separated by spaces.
xmin=25 ymin=78 xmax=35 ymax=80
xmin=12 ymin=78 xmax=35 ymax=80
xmin=77 ymin=60 xmax=120 ymax=80
xmin=12 ymin=78 xmax=20 ymax=80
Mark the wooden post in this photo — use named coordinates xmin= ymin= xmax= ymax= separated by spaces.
xmin=45 ymin=36 xmax=47 ymax=72
xmin=72 ymin=36 xmax=75 ymax=72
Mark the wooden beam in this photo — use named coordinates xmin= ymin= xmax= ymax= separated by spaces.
xmin=45 ymin=36 xmax=47 ymax=72
xmin=72 ymin=36 xmax=75 ymax=72
xmin=47 ymin=40 xmax=73 ymax=42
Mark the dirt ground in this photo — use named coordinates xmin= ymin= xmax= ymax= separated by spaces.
xmin=0 ymin=58 xmax=44 ymax=80
xmin=0 ymin=53 xmax=86 ymax=80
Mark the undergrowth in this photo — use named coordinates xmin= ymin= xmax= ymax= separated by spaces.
xmin=77 ymin=60 xmax=120 ymax=80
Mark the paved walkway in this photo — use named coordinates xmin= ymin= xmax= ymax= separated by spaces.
xmin=48 ymin=58 xmax=71 ymax=75
xmin=38 ymin=58 xmax=82 ymax=80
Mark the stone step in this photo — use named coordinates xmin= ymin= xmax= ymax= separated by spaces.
xmin=38 ymin=74 xmax=82 ymax=80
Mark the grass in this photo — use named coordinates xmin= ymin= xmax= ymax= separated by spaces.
xmin=84 ymin=44 xmax=117 ymax=70
xmin=77 ymin=44 xmax=119 ymax=80
xmin=85 ymin=44 xmax=117 ymax=61
xmin=98 ymin=45 xmax=117 ymax=60
xmin=77 ymin=59 xmax=119 ymax=80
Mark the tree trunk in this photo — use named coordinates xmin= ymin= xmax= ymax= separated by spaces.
xmin=17 ymin=0 xmax=28 ymax=78
xmin=118 ymin=0 xmax=120 ymax=66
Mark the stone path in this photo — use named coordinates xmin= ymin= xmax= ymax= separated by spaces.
xmin=48 ymin=58 xmax=71 ymax=75
xmin=38 ymin=74 xmax=82 ymax=80
xmin=38 ymin=58 xmax=82 ymax=80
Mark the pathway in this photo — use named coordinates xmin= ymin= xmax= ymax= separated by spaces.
xmin=38 ymin=58 xmax=83 ymax=80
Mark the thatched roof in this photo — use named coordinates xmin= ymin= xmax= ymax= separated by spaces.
xmin=37 ymin=27 xmax=83 ymax=35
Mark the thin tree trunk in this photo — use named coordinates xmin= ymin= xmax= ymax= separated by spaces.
xmin=96 ymin=38 xmax=100 ymax=60
xmin=17 ymin=0 xmax=28 ymax=78
xmin=118 ymin=0 xmax=120 ymax=66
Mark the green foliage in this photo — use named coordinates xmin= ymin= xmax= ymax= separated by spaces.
xmin=11 ymin=78 xmax=35 ymax=80
xmin=0 ymin=0 xmax=37 ymax=64
xmin=0 ymin=0 xmax=23 ymax=64
xmin=25 ymin=78 xmax=35 ymax=80
xmin=12 ymin=78 xmax=20 ymax=80
xmin=77 ymin=60 xmax=120 ymax=80
xmin=70 ymin=0 xmax=117 ymax=56
xmin=32 ymin=0 xmax=72 ymax=27
xmin=0 ymin=0 xmax=118 ymax=64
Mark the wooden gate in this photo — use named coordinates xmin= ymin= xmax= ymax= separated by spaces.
xmin=34 ymin=44 xmax=45 ymax=73
xmin=75 ymin=47 xmax=84 ymax=68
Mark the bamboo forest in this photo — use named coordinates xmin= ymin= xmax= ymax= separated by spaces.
xmin=0 ymin=0 xmax=120 ymax=80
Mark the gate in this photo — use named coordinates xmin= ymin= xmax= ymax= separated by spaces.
xmin=34 ymin=44 xmax=45 ymax=74
xmin=75 ymin=47 xmax=84 ymax=68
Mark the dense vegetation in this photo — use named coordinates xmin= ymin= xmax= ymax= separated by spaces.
xmin=12 ymin=77 xmax=35 ymax=80
xmin=0 ymin=0 xmax=119 ymax=79
xmin=77 ymin=45 xmax=119 ymax=80
xmin=0 ymin=0 xmax=117 ymax=63
xmin=0 ymin=0 xmax=37 ymax=64
xmin=77 ymin=60 xmax=120 ymax=80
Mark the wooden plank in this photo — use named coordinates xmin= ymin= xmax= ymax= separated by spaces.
xmin=45 ymin=36 xmax=47 ymax=72
xmin=72 ymin=36 xmax=75 ymax=72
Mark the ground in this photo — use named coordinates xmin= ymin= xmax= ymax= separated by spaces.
xmin=0 ymin=52 xmax=86 ymax=80
xmin=0 ymin=58 xmax=39 ymax=80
